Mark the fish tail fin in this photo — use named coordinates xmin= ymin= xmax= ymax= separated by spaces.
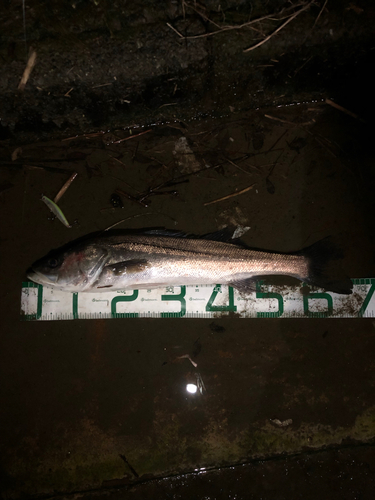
xmin=298 ymin=237 xmax=353 ymax=295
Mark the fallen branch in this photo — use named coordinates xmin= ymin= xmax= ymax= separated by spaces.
xmin=113 ymin=129 xmax=152 ymax=144
xmin=313 ymin=0 xmax=328 ymax=29
xmin=171 ymin=2 xmax=308 ymax=40
xmin=62 ymin=131 xmax=106 ymax=141
xmin=204 ymin=183 xmax=256 ymax=206
xmin=243 ymin=1 xmax=314 ymax=52
xmin=225 ymin=156 xmax=261 ymax=174
xmin=54 ymin=172 xmax=78 ymax=203
xmin=103 ymin=213 xmax=154 ymax=231
xmin=167 ymin=1 xmax=313 ymax=55
xmin=18 ymin=49 xmax=37 ymax=91
xmin=265 ymin=114 xmax=315 ymax=126
xmin=325 ymin=98 xmax=365 ymax=122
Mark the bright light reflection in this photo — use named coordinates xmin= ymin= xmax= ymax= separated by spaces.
xmin=186 ymin=384 xmax=197 ymax=394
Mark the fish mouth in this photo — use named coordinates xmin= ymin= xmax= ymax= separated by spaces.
xmin=27 ymin=268 xmax=55 ymax=287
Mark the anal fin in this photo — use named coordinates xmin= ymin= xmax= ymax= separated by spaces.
xmin=229 ymin=278 xmax=258 ymax=294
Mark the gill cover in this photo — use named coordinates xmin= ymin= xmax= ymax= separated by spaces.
xmin=28 ymin=244 xmax=109 ymax=291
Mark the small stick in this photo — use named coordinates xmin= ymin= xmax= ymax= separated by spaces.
xmin=166 ymin=22 xmax=184 ymax=38
xmin=0 ymin=163 xmax=70 ymax=174
xmin=54 ymin=172 xmax=78 ymax=203
xmin=172 ymin=3 xmax=307 ymax=40
xmin=243 ymin=1 xmax=313 ymax=53
xmin=268 ymin=129 xmax=288 ymax=152
xmin=265 ymin=114 xmax=294 ymax=124
xmin=91 ymin=82 xmax=112 ymax=89
xmin=18 ymin=49 xmax=37 ymax=91
xmin=113 ymin=129 xmax=152 ymax=144
xmin=103 ymin=213 xmax=154 ymax=231
xmin=265 ymin=114 xmax=315 ymax=126
xmin=225 ymin=156 xmax=261 ymax=174
xmin=158 ymin=102 xmax=177 ymax=109
xmin=115 ymin=188 xmax=148 ymax=207
xmin=110 ymin=173 xmax=142 ymax=194
xmin=313 ymin=0 xmax=328 ymax=29
xmin=62 ymin=131 xmax=106 ymax=141
xmin=204 ymin=183 xmax=256 ymax=206
xmin=325 ymin=98 xmax=364 ymax=122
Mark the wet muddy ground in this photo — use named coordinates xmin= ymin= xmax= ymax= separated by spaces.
xmin=1 ymin=101 xmax=375 ymax=499
xmin=1 ymin=1 xmax=375 ymax=499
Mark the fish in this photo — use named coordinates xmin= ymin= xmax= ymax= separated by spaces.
xmin=26 ymin=229 xmax=353 ymax=294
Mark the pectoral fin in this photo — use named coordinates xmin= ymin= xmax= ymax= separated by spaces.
xmin=105 ymin=259 xmax=150 ymax=276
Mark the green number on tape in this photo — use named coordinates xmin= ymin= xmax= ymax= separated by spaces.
xmin=256 ymin=282 xmax=284 ymax=318
xmin=21 ymin=282 xmax=43 ymax=320
xmin=73 ymin=293 xmax=78 ymax=319
xmin=161 ymin=286 xmax=186 ymax=317
xmin=358 ymin=283 xmax=375 ymax=317
xmin=111 ymin=291 xmax=139 ymax=318
xmin=206 ymin=285 xmax=237 ymax=312
xmin=303 ymin=292 xmax=333 ymax=318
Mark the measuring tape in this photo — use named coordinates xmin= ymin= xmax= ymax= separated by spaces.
xmin=20 ymin=279 xmax=375 ymax=320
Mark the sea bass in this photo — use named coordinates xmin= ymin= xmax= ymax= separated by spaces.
xmin=27 ymin=229 xmax=353 ymax=294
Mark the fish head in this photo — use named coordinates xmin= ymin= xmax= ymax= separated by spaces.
xmin=27 ymin=243 xmax=109 ymax=292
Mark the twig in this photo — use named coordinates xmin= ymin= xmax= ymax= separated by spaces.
xmin=166 ymin=22 xmax=184 ymax=38
xmin=22 ymin=0 xmax=27 ymax=55
xmin=92 ymin=82 xmax=112 ymax=89
xmin=325 ymin=98 xmax=365 ymax=122
xmin=243 ymin=1 xmax=314 ymax=53
xmin=54 ymin=172 xmax=78 ymax=203
xmin=265 ymin=114 xmax=315 ymax=126
xmin=293 ymin=55 xmax=313 ymax=76
xmin=113 ymin=129 xmax=152 ymax=144
xmin=167 ymin=16 xmax=256 ymax=40
xmin=204 ymin=183 xmax=256 ymax=206
xmin=115 ymin=188 xmax=148 ymax=207
xmin=0 ymin=162 xmax=70 ymax=174
xmin=225 ymin=156 xmax=260 ymax=175
xmin=172 ymin=2 xmax=308 ymax=40
xmin=110 ymin=173 xmax=142 ymax=194
xmin=18 ymin=49 xmax=37 ymax=91
xmin=62 ymin=131 xmax=106 ymax=141
xmin=158 ymin=102 xmax=177 ymax=109
xmin=313 ymin=0 xmax=328 ymax=29
xmin=103 ymin=213 xmax=154 ymax=231
xmin=268 ymin=130 xmax=288 ymax=152
xmin=119 ymin=454 xmax=139 ymax=478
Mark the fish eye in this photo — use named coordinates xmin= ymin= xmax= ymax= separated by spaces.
xmin=47 ymin=258 xmax=60 ymax=268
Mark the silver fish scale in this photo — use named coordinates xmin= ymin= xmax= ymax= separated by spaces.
xmin=93 ymin=235 xmax=309 ymax=290
xmin=100 ymin=234 xmax=299 ymax=264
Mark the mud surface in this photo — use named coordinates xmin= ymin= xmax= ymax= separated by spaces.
xmin=1 ymin=0 xmax=375 ymax=142
xmin=69 ymin=446 xmax=375 ymax=499
xmin=1 ymin=1 xmax=375 ymax=499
